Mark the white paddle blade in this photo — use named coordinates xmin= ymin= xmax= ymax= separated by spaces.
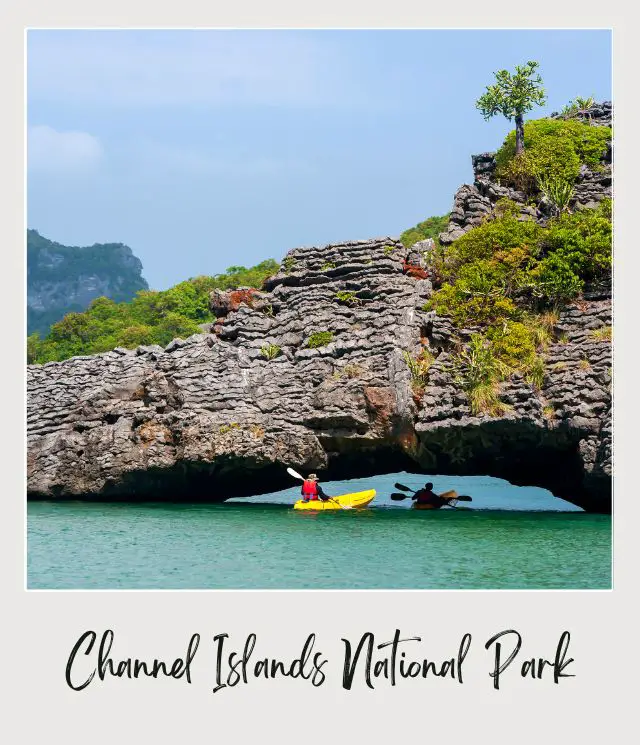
xmin=287 ymin=467 xmax=304 ymax=481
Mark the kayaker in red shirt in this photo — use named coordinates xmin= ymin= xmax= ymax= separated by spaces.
xmin=301 ymin=473 xmax=330 ymax=502
xmin=413 ymin=482 xmax=446 ymax=508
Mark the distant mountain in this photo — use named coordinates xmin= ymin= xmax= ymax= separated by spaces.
xmin=27 ymin=229 xmax=149 ymax=336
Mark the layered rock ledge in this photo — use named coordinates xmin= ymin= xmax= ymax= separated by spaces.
xmin=27 ymin=233 xmax=611 ymax=512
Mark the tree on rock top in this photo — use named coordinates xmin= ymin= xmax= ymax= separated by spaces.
xmin=476 ymin=61 xmax=547 ymax=155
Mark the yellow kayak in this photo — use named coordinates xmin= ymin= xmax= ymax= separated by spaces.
xmin=293 ymin=489 xmax=376 ymax=511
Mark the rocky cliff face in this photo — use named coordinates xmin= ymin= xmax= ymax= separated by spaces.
xmin=27 ymin=244 xmax=611 ymax=512
xmin=27 ymin=230 xmax=149 ymax=336
xmin=27 ymin=237 xmax=425 ymax=500
xmin=26 ymin=107 xmax=612 ymax=512
xmin=439 ymin=101 xmax=612 ymax=247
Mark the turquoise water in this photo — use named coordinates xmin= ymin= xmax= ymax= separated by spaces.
xmin=27 ymin=473 xmax=611 ymax=590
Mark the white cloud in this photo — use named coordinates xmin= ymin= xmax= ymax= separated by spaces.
xmin=27 ymin=30 xmax=348 ymax=108
xmin=28 ymin=125 xmax=104 ymax=173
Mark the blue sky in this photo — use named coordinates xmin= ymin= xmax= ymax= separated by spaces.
xmin=27 ymin=29 xmax=612 ymax=290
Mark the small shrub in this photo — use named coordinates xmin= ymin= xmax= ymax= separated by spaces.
xmin=529 ymin=253 xmax=584 ymax=304
xmin=485 ymin=321 xmax=544 ymax=389
xmin=487 ymin=321 xmax=536 ymax=369
xmin=557 ymin=332 xmax=570 ymax=344
xmin=537 ymin=174 xmax=575 ymax=215
xmin=334 ymin=290 xmax=361 ymax=306
xmin=260 ymin=343 xmax=281 ymax=360
xmin=383 ymin=245 xmax=395 ymax=255
xmin=524 ymin=355 xmax=545 ymax=389
xmin=590 ymin=326 xmax=612 ymax=342
xmin=579 ymin=357 xmax=591 ymax=371
xmin=468 ymin=382 xmax=511 ymax=417
xmin=561 ymin=97 xmax=595 ymax=118
xmin=539 ymin=309 xmax=560 ymax=333
xmin=425 ymin=260 xmax=521 ymax=327
xmin=400 ymin=214 xmax=449 ymax=249
xmin=493 ymin=198 xmax=520 ymax=218
xmin=335 ymin=363 xmax=365 ymax=379
xmin=522 ymin=313 xmax=553 ymax=350
xmin=542 ymin=405 xmax=556 ymax=420
xmin=495 ymin=118 xmax=611 ymax=193
xmin=306 ymin=331 xmax=334 ymax=349
xmin=249 ymin=424 xmax=265 ymax=439
xmin=321 ymin=261 xmax=336 ymax=271
xmin=282 ymin=256 xmax=296 ymax=272
xmin=575 ymin=96 xmax=595 ymax=110
xmin=403 ymin=348 xmax=435 ymax=400
xmin=440 ymin=214 xmax=541 ymax=279
xmin=219 ymin=423 xmax=240 ymax=435
xmin=403 ymin=348 xmax=435 ymax=387
xmin=528 ymin=204 xmax=612 ymax=304
xmin=453 ymin=334 xmax=511 ymax=417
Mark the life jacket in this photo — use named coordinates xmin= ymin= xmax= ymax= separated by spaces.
xmin=302 ymin=480 xmax=319 ymax=499
xmin=415 ymin=489 xmax=439 ymax=505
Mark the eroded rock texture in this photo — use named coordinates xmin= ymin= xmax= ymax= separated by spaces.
xmin=28 ymin=238 xmax=426 ymax=501
xmin=27 ymin=103 xmax=613 ymax=512
xmin=27 ymin=233 xmax=611 ymax=511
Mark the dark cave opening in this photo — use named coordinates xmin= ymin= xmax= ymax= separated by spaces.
xmin=27 ymin=427 xmax=610 ymax=513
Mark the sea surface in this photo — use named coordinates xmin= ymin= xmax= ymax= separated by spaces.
xmin=27 ymin=473 xmax=612 ymax=590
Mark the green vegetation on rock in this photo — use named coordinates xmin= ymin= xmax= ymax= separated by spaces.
xmin=590 ymin=326 xmax=612 ymax=342
xmin=334 ymin=290 xmax=360 ymax=306
xmin=306 ymin=331 xmax=334 ymax=349
xmin=452 ymin=334 xmax=512 ymax=417
xmin=425 ymin=199 xmax=611 ymax=414
xmin=403 ymin=348 xmax=435 ymax=397
xmin=260 ymin=343 xmax=282 ymax=360
xmin=28 ymin=260 xmax=279 ymax=364
xmin=495 ymin=118 xmax=611 ymax=192
xmin=400 ymin=215 xmax=449 ymax=249
xmin=560 ymin=96 xmax=596 ymax=118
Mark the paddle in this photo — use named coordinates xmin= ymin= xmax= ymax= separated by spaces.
xmin=394 ymin=482 xmax=458 ymax=499
xmin=391 ymin=484 xmax=472 ymax=506
xmin=395 ymin=482 xmax=469 ymax=497
xmin=286 ymin=467 xmax=351 ymax=510
xmin=394 ymin=482 xmax=414 ymax=492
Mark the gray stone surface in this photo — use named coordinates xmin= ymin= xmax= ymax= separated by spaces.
xmin=27 ymin=105 xmax=613 ymax=511
xmin=27 ymin=231 xmax=611 ymax=511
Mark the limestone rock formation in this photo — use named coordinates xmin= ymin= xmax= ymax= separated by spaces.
xmin=27 ymin=237 xmax=611 ymax=512
xmin=439 ymin=102 xmax=612 ymax=246
xmin=26 ymin=104 xmax=613 ymax=512
xmin=28 ymin=238 xmax=425 ymax=501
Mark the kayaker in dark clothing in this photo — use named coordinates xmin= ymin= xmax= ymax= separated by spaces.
xmin=301 ymin=473 xmax=330 ymax=502
xmin=413 ymin=482 xmax=446 ymax=508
